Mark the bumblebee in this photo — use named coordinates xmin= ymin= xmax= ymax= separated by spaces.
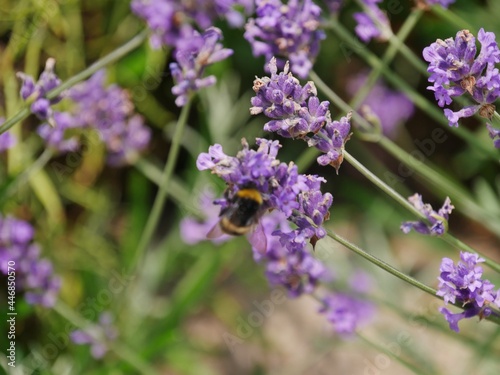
xmin=207 ymin=185 xmax=265 ymax=238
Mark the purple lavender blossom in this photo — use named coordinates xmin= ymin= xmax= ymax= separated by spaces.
xmin=0 ymin=118 xmax=17 ymax=152
xmin=43 ymin=70 xmax=151 ymax=164
xmin=353 ymin=0 xmax=391 ymax=43
xmin=325 ymin=0 xmax=344 ymax=14
xmin=401 ymin=194 xmax=454 ymax=236
xmin=70 ymin=312 xmax=118 ymax=359
xmin=347 ymin=72 xmax=415 ymax=137
xmin=423 ymin=29 xmax=500 ymax=127
xmin=17 ymin=58 xmax=62 ymax=121
xmin=244 ymin=0 xmax=325 ymax=78
xmin=0 ymin=216 xmax=60 ymax=307
xmin=319 ymin=292 xmax=375 ymax=334
xmin=170 ymin=27 xmax=233 ymax=107
xmin=197 ymin=137 xmax=332 ymax=253
xmin=437 ymin=252 xmax=500 ymax=332
xmin=250 ymin=58 xmax=352 ymax=172
xmin=486 ymin=123 xmax=500 ymax=148
xmin=131 ymin=0 xmax=252 ymax=49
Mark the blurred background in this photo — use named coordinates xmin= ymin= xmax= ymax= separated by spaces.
xmin=0 ymin=0 xmax=500 ymax=374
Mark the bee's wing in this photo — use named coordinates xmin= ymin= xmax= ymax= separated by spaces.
xmin=207 ymin=222 xmax=225 ymax=239
xmin=248 ymin=221 xmax=267 ymax=255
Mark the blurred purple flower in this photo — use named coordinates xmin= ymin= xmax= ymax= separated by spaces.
xmin=170 ymin=27 xmax=233 ymax=107
xmin=244 ymin=0 xmax=325 ymax=78
xmin=423 ymin=28 xmax=500 ymax=127
xmin=17 ymin=58 xmax=62 ymax=121
xmin=325 ymin=0 xmax=344 ymax=14
xmin=180 ymin=188 xmax=231 ymax=245
xmin=131 ymin=0 xmax=252 ymax=49
xmin=353 ymin=0 xmax=391 ymax=43
xmin=67 ymin=70 xmax=150 ymax=164
xmin=437 ymin=252 xmax=500 ymax=332
xmin=347 ymin=72 xmax=414 ymax=137
xmin=37 ymin=111 xmax=80 ymax=152
xmin=250 ymin=58 xmax=352 ymax=172
xmin=401 ymin=194 xmax=454 ymax=236
xmin=0 ymin=215 xmax=60 ymax=307
xmin=486 ymin=123 xmax=500 ymax=148
xmin=319 ymin=292 xmax=375 ymax=334
xmin=0 ymin=118 xmax=17 ymax=152
xmin=71 ymin=312 xmax=118 ymax=359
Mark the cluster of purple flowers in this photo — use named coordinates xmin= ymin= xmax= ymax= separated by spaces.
xmin=131 ymin=1 xmax=239 ymax=105
xmin=18 ymin=63 xmax=151 ymax=165
xmin=250 ymin=57 xmax=351 ymax=172
xmin=197 ymin=138 xmax=332 ymax=256
xmin=0 ymin=215 xmax=60 ymax=307
xmin=197 ymin=138 xmax=332 ymax=296
xmin=401 ymin=194 xmax=454 ymax=236
xmin=0 ymin=118 xmax=17 ymax=152
xmin=70 ymin=312 xmax=118 ymax=359
xmin=244 ymin=0 xmax=325 ymax=78
xmin=437 ymin=252 xmax=500 ymax=332
xmin=66 ymin=70 xmax=151 ymax=165
xmin=347 ymin=72 xmax=415 ymax=138
xmin=193 ymin=138 xmax=374 ymax=333
xmin=170 ymin=27 xmax=233 ymax=107
xmin=131 ymin=0 xmax=252 ymax=50
xmin=353 ymin=0 xmax=391 ymax=43
xmin=423 ymin=28 xmax=500 ymax=142
xmin=17 ymin=58 xmax=62 ymax=123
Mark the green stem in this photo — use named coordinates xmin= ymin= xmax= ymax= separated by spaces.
xmin=378 ymin=137 xmax=500 ymax=237
xmin=53 ymin=300 xmax=159 ymax=375
xmin=134 ymin=157 xmax=203 ymax=218
xmin=349 ymin=8 xmax=424 ymax=110
xmin=430 ymin=6 xmax=475 ymax=31
xmin=343 ymin=150 xmax=500 ymax=274
xmin=327 ymin=228 xmax=437 ymax=296
xmin=130 ymin=99 xmax=193 ymax=272
xmin=343 ymin=150 xmax=417 ymax=215
xmin=0 ymin=148 xmax=53 ymax=204
xmin=0 ymin=29 xmax=149 ymax=135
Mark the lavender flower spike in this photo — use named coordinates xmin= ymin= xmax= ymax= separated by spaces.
xmin=70 ymin=312 xmax=118 ymax=359
xmin=0 ymin=215 xmax=60 ymax=307
xmin=353 ymin=0 xmax=391 ymax=43
xmin=401 ymin=194 xmax=454 ymax=236
xmin=250 ymin=57 xmax=352 ymax=172
xmin=17 ymin=58 xmax=63 ymax=122
xmin=437 ymin=252 xmax=500 ymax=332
xmin=170 ymin=27 xmax=233 ymax=107
xmin=244 ymin=0 xmax=325 ymax=78
xmin=423 ymin=29 xmax=500 ymax=127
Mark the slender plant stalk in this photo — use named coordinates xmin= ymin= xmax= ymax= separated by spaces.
xmin=357 ymin=333 xmax=430 ymax=375
xmin=131 ymin=99 xmax=193 ymax=272
xmin=349 ymin=8 xmax=424 ymax=110
xmin=0 ymin=29 xmax=149 ymax=135
xmin=53 ymin=301 xmax=159 ymax=375
xmin=326 ymin=228 xmax=437 ymax=296
xmin=343 ymin=150 xmax=500 ymax=274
